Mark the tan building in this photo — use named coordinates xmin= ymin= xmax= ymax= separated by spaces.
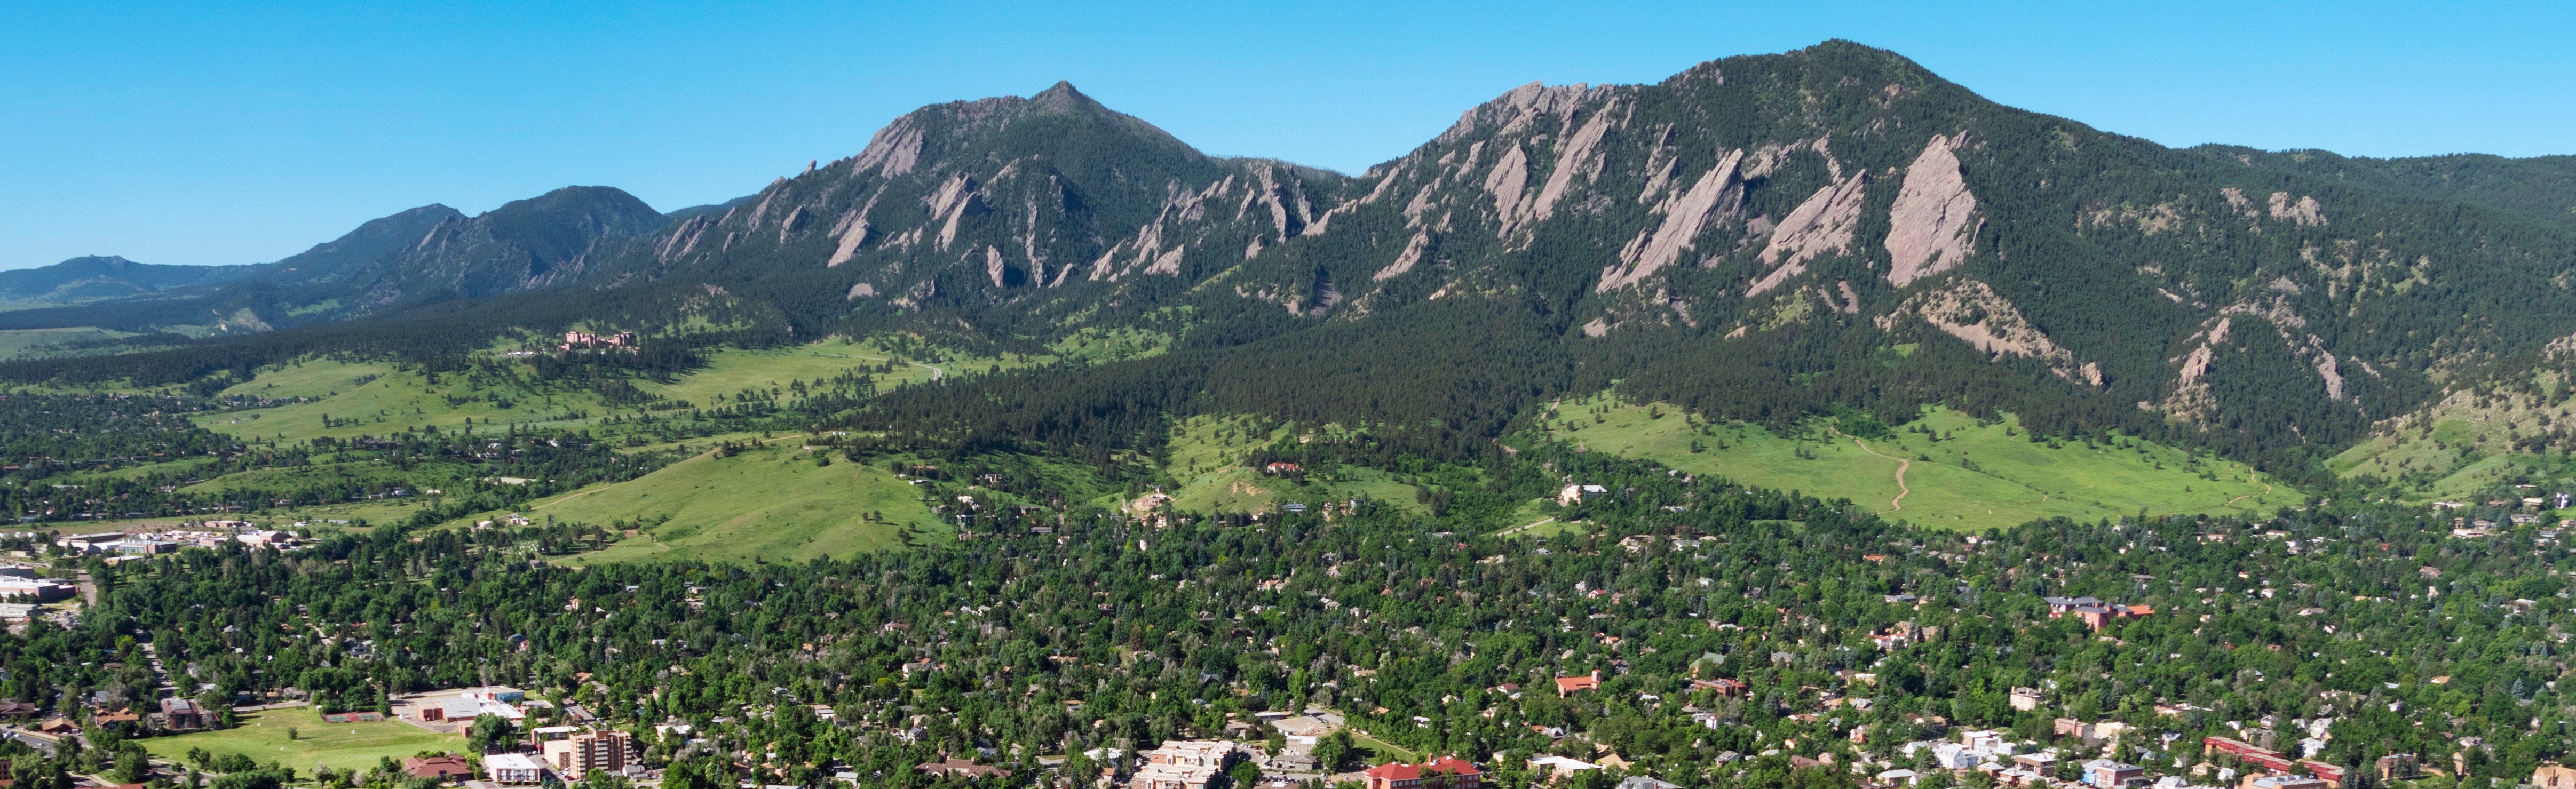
xmin=1128 ymin=740 xmax=1248 ymax=789
xmin=2535 ymin=764 xmax=2576 ymax=789
xmin=541 ymin=730 xmax=631 ymax=780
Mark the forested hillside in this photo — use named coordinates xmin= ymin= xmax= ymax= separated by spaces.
xmin=10 ymin=41 xmax=2576 ymax=498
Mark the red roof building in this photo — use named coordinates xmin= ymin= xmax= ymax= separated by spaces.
xmin=1555 ymin=672 xmax=1602 ymax=697
xmin=1362 ymin=758 xmax=1484 ymax=789
xmin=403 ymin=756 xmax=475 ymax=782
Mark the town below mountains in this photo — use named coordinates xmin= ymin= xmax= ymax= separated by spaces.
xmin=0 ymin=39 xmax=2572 ymax=789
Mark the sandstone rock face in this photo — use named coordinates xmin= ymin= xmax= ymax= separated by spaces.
xmin=1599 ymin=149 xmax=1745 ymax=292
xmin=1884 ymin=133 xmax=1981 ymax=287
xmin=1747 ymin=173 xmax=1868 ymax=296
xmin=2268 ymin=192 xmax=2327 ymax=226
xmin=1878 ymin=278 xmax=2091 ymax=385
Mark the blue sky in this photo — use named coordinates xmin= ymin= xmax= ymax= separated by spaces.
xmin=4 ymin=1 xmax=2570 ymax=269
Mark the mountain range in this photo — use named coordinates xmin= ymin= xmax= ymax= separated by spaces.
xmin=14 ymin=41 xmax=2576 ymax=493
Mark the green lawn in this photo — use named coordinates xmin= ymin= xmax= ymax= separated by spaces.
xmin=534 ymin=442 xmax=945 ymax=564
xmin=1346 ymin=730 xmax=1420 ymax=764
xmin=1554 ymin=394 xmax=2293 ymax=531
xmin=141 ymin=707 xmax=465 ymax=772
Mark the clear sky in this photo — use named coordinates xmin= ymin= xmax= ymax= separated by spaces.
xmin=4 ymin=1 xmax=2570 ymax=269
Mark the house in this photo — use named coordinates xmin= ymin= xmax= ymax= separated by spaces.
xmin=2052 ymin=600 xmax=2153 ymax=630
xmin=484 ymin=753 xmax=546 ymax=785
xmin=1614 ymin=777 xmax=1680 ymax=789
xmin=158 ymin=697 xmax=207 ymax=729
xmin=1261 ymin=463 xmax=1304 ymax=476
xmin=541 ymin=730 xmax=630 ymax=780
xmin=2009 ymin=687 xmax=2042 ymax=712
xmin=2082 ymin=759 xmax=2144 ymax=787
xmin=1526 ymin=756 xmax=1598 ymax=778
xmin=1690 ymin=678 xmax=1747 ymax=696
xmin=2374 ymin=755 xmax=2419 ymax=782
xmin=1361 ymin=757 xmax=1482 ymax=789
xmin=2242 ymin=776 xmax=2330 ymax=789
xmin=2042 ymin=596 xmax=2103 ymax=614
xmin=2535 ymin=765 xmax=2576 ymax=789
xmin=0 ymin=701 xmax=38 ymax=719
xmin=1557 ymin=484 xmax=1609 ymax=506
xmin=1878 ymin=769 xmax=1923 ymax=786
xmin=403 ymin=756 xmax=475 ymax=782
xmin=1554 ymin=672 xmax=1602 ymax=697
xmin=918 ymin=759 xmax=1011 ymax=780
xmin=1960 ymin=730 xmax=2015 ymax=758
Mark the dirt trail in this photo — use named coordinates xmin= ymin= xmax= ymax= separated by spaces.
xmin=2222 ymin=482 xmax=2276 ymax=507
xmin=1832 ymin=428 xmax=1912 ymax=513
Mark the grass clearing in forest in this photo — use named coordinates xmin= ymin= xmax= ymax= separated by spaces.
xmin=2326 ymin=383 xmax=2576 ymax=503
xmin=0 ymin=327 xmax=144 ymax=360
xmin=627 ymin=337 xmax=957 ymax=408
xmin=196 ymin=359 xmax=601 ymax=444
xmin=1552 ymin=393 xmax=2290 ymax=531
xmin=140 ymin=707 xmax=465 ymax=772
xmin=537 ymin=442 xmax=944 ymax=564
xmin=1160 ymin=415 xmax=1426 ymax=515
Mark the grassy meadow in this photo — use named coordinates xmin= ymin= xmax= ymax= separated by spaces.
xmin=1159 ymin=415 xmax=1426 ymax=515
xmin=1552 ymin=393 xmax=2293 ymax=531
xmin=532 ymin=442 xmax=945 ymax=564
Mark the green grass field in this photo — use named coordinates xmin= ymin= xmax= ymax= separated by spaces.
xmin=191 ymin=339 xmax=981 ymax=447
xmin=1553 ymin=393 xmax=2293 ymax=531
xmin=532 ymin=441 xmax=945 ymax=564
xmin=196 ymin=359 xmax=596 ymax=444
xmin=628 ymin=337 xmax=957 ymax=407
xmin=0 ymin=327 xmax=144 ymax=359
xmin=140 ymin=707 xmax=465 ymax=772
xmin=2326 ymin=384 xmax=2576 ymax=503
xmin=1159 ymin=415 xmax=1426 ymax=515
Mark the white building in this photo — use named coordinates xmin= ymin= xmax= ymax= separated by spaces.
xmin=485 ymin=753 xmax=546 ymax=784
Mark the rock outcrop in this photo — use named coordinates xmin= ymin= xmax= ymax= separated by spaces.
xmin=1884 ymin=133 xmax=1981 ymax=287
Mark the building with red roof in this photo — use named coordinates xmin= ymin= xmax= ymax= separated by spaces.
xmin=1362 ymin=758 xmax=1483 ymax=789
xmin=1554 ymin=671 xmax=1602 ymax=697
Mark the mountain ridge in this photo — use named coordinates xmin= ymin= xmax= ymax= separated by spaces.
xmin=15 ymin=41 xmax=2576 ymax=498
